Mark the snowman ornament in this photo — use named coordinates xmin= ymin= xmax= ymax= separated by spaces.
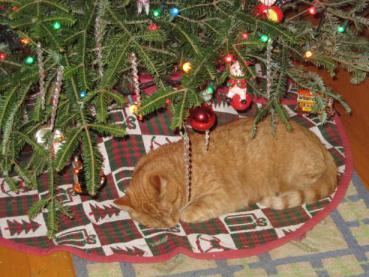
xmin=137 ymin=0 xmax=150 ymax=15
xmin=259 ymin=0 xmax=276 ymax=5
xmin=226 ymin=61 xmax=248 ymax=104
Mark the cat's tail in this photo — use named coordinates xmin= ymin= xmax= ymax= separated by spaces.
xmin=260 ymin=160 xmax=337 ymax=210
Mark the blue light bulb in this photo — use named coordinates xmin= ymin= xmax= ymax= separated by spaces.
xmin=79 ymin=90 xmax=87 ymax=99
xmin=169 ymin=7 xmax=180 ymax=17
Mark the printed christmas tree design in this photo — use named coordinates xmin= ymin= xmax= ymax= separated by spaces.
xmin=89 ymin=203 xmax=121 ymax=222
xmin=6 ymin=218 xmax=41 ymax=236
xmin=110 ymin=246 xmax=145 ymax=256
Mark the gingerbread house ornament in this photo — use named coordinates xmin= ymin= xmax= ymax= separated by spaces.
xmin=297 ymin=89 xmax=316 ymax=113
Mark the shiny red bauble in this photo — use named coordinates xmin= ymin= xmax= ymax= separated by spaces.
xmin=230 ymin=94 xmax=253 ymax=111
xmin=188 ymin=105 xmax=216 ymax=132
xmin=254 ymin=4 xmax=268 ymax=18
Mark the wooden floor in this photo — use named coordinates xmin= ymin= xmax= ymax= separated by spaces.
xmin=317 ymin=69 xmax=369 ymax=188
xmin=0 ymin=71 xmax=368 ymax=276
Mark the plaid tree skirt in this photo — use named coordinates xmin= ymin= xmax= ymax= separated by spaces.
xmin=0 ymin=100 xmax=352 ymax=262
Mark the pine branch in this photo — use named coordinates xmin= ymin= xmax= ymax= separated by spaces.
xmin=139 ymin=87 xmax=186 ymax=115
xmin=3 ymin=176 xmax=18 ymax=192
xmin=13 ymin=131 xmax=48 ymax=158
xmin=237 ymin=12 xmax=297 ymax=44
xmin=81 ymin=131 xmax=102 ymax=196
xmin=107 ymin=7 xmax=166 ymax=88
xmin=88 ymin=123 xmax=127 ymax=137
xmin=272 ymin=99 xmax=292 ymax=131
xmin=47 ymin=199 xmax=57 ymax=239
xmin=252 ymin=104 xmax=271 ymax=138
xmin=0 ymin=85 xmax=19 ymax=128
xmin=54 ymin=127 xmax=82 ymax=171
xmin=13 ymin=161 xmax=35 ymax=188
xmin=96 ymin=91 xmax=108 ymax=122
xmin=1 ymin=83 xmax=32 ymax=157
xmin=28 ymin=199 xmax=49 ymax=219
xmin=171 ymin=90 xmax=189 ymax=130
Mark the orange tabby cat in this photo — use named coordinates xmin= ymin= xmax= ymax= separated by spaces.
xmin=114 ymin=117 xmax=337 ymax=228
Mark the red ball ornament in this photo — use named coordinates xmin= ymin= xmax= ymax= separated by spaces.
xmin=165 ymin=98 xmax=171 ymax=106
xmin=0 ymin=52 xmax=7 ymax=61
xmin=308 ymin=6 xmax=317 ymax=15
xmin=254 ymin=4 xmax=268 ymax=18
xmin=188 ymin=105 xmax=216 ymax=132
xmin=230 ymin=94 xmax=253 ymax=111
xmin=148 ymin=23 xmax=159 ymax=31
xmin=224 ymin=54 xmax=235 ymax=64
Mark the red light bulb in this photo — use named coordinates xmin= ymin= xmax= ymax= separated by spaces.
xmin=308 ymin=6 xmax=317 ymax=15
xmin=148 ymin=23 xmax=159 ymax=31
xmin=0 ymin=52 xmax=7 ymax=60
xmin=224 ymin=54 xmax=234 ymax=64
xmin=241 ymin=32 xmax=249 ymax=40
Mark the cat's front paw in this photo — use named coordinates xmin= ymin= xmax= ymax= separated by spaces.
xmin=180 ymin=204 xmax=211 ymax=224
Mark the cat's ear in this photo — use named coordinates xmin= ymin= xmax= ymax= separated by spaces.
xmin=113 ymin=194 xmax=132 ymax=211
xmin=149 ymin=174 xmax=168 ymax=197
xmin=150 ymin=174 xmax=177 ymax=212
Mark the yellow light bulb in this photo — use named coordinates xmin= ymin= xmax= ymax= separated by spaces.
xmin=304 ymin=50 xmax=313 ymax=58
xmin=182 ymin=62 xmax=193 ymax=73
xmin=129 ymin=104 xmax=138 ymax=114
xmin=267 ymin=9 xmax=278 ymax=23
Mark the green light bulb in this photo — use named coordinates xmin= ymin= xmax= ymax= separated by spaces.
xmin=207 ymin=84 xmax=215 ymax=94
xmin=24 ymin=56 xmax=35 ymax=65
xmin=337 ymin=25 xmax=345 ymax=33
xmin=260 ymin=34 xmax=269 ymax=43
xmin=152 ymin=9 xmax=161 ymax=18
xmin=52 ymin=21 xmax=61 ymax=30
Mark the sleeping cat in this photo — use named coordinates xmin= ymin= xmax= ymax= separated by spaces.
xmin=114 ymin=117 xmax=337 ymax=228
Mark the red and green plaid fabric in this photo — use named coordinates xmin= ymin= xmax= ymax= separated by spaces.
xmin=0 ymin=100 xmax=348 ymax=261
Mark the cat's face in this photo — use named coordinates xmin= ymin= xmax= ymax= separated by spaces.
xmin=114 ymin=172 xmax=183 ymax=228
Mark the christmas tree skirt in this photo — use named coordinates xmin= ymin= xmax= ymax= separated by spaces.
xmin=0 ymin=101 xmax=352 ymax=263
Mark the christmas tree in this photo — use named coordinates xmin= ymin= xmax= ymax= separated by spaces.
xmin=0 ymin=0 xmax=368 ymax=237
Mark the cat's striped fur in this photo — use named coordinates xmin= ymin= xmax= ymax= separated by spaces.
xmin=114 ymin=117 xmax=337 ymax=228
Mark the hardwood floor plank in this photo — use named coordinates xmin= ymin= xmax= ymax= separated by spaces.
xmin=0 ymin=246 xmax=75 ymax=277
xmin=0 ymin=246 xmax=30 ymax=276
xmin=27 ymin=251 xmax=75 ymax=277
xmin=316 ymin=68 xmax=369 ymax=188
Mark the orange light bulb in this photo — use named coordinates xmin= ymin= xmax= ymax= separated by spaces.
xmin=20 ymin=37 xmax=31 ymax=45
xmin=304 ymin=50 xmax=313 ymax=58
